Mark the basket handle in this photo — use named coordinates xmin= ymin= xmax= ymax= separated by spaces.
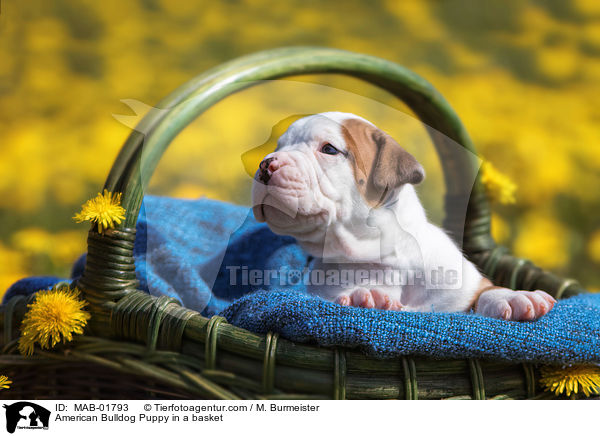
xmin=78 ymin=47 xmax=585 ymax=308
xmin=109 ymin=47 xmax=487 ymax=239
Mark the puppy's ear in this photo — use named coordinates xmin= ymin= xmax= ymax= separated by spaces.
xmin=369 ymin=129 xmax=425 ymax=200
xmin=342 ymin=118 xmax=425 ymax=206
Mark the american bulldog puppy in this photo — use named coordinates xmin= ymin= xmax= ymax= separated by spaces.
xmin=251 ymin=112 xmax=556 ymax=320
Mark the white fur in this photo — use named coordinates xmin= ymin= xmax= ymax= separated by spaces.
xmin=252 ymin=112 xmax=555 ymax=319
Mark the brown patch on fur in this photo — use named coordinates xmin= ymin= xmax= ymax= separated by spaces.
xmin=341 ymin=118 xmax=424 ymax=206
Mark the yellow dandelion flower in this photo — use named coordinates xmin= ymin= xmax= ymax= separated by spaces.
xmin=0 ymin=375 xmax=12 ymax=390
xmin=74 ymin=190 xmax=126 ymax=234
xmin=480 ymin=161 xmax=517 ymax=205
xmin=18 ymin=284 xmax=91 ymax=356
xmin=540 ymin=365 xmax=600 ymax=397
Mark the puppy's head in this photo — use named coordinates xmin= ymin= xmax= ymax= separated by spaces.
xmin=252 ymin=112 xmax=424 ymax=247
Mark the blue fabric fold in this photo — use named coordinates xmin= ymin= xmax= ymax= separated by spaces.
xmin=4 ymin=196 xmax=599 ymax=364
xmin=222 ymin=290 xmax=600 ymax=363
xmin=5 ymin=196 xmax=308 ymax=315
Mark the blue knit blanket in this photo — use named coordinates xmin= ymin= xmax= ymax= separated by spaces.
xmin=5 ymin=196 xmax=600 ymax=364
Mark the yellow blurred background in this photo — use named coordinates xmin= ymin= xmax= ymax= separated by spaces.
xmin=1 ymin=0 xmax=599 ymax=297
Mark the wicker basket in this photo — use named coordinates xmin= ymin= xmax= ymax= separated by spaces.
xmin=0 ymin=47 xmax=588 ymax=400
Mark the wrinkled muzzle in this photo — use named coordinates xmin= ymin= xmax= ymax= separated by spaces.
xmin=251 ymin=151 xmax=325 ymax=232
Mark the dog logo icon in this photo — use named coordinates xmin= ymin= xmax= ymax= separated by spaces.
xmin=3 ymin=402 xmax=50 ymax=433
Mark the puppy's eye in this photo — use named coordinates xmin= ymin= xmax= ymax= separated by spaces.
xmin=320 ymin=143 xmax=339 ymax=155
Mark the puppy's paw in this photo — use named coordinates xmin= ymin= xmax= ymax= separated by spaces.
xmin=476 ymin=288 xmax=556 ymax=321
xmin=335 ymin=288 xmax=402 ymax=311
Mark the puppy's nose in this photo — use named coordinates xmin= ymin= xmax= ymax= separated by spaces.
xmin=258 ymin=157 xmax=276 ymax=184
